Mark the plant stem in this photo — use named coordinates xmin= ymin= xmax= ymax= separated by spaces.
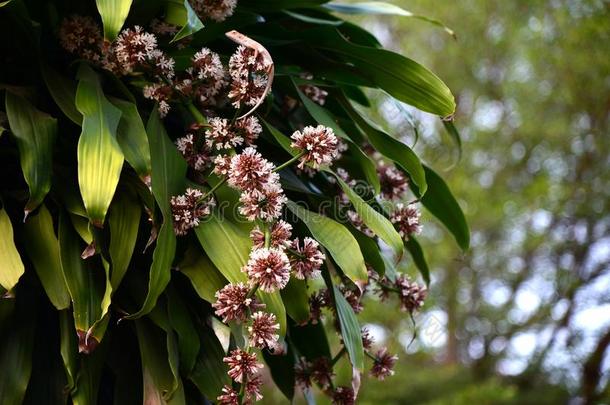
xmin=246 ymin=283 xmax=259 ymax=300
xmin=186 ymin=101 xmax=207 ymax=125
xmin=273 ymin=151 xmax=306 ymax=173
xmin=365 ymin=350 xmax=378 ymax=362
xmin=264 ymin=222 xmax=271 ymax=248
xmin=201 ymin=177 xmax=228 ymax=200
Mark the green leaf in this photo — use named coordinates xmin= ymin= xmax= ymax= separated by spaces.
xmin=0 ymin=292 xmax=36 ymax=404
xmin=58 ymin=213 xmax=108 ymax=349
xmin=281 ymin=278 xmax=310 ymax=324
xmin=294 ymin=84 xmax=380 ymax=193
xmin=442 ymin=120 xmax=462 ymax=163
xmin=110 ymin=98 xmax=152 ymax=182
xmin=304 ymin=27 xmax=456 ymax=117
xmin=124 ymin=107 xmax=186 ymax=319
xmin=41 ymin=64 xmax=82 ymax=125
xmin=167 ymin=286 xmax=200 ymax=374
xmin=405 ymin=237 xmax=430 ymax=285
xmin=95 ymin=0 xmax=133 ymax=40
xmin=286 ymin=201 xmax=368 ymax=284
xmin=22 ymin=205 xmax=71 ymax=310
xmin=76 ymin=65 xmax=124 ymax=227
xmin=348 ymin=224 xmax=385 ymax=276
xmin=0 ymin=208 xmax=25 ymax=291
xmin=136 ymin=319 xmax=186 ymax=404
xmin=339 ymin=94 xmax=427 ymax=194
xmin=289 ymin=321 xmax=331 ymax=360
xmin=189 ymin=326 xmax=230 ymax=400
xmin=194 ymin=214 xmax=288 ymax=336
xmin=331 ymin=285 xmax=364 ymax=370
xmin=324 ymin=1 xmax=455 ymax=38
xmin=167 ymin=0 xmax=204 ymax=43
xmin=5 ymin=91 xmax=57 ymax=213
xmin=417 ymin=166 xmax=469 ymax=251
xmin=334 ymin=174 xmax=404 ymax=260
xmin=263 ymin=119 xmax=294 ymax=155
xmin=263 ymin=346 xmax=295 ymax=400
xmin=108 ymin=190 xmax=141 ymax=290
xmin=178 ymin=244 xmax=227 ymax=303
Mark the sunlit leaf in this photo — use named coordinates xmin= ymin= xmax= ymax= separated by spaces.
xmin=76 ymin=65 xmax=124 ymax=227
xmin=22 ymin=205 xmax=71 ymax=310
xmin=195 ymin=214 xmax=288 ymax=336
xmin=334 ymin=174 xmax=404 ymax=260
xmin=325 ymin=1 xmax=456 ymax=38
xmin=5 ymin=91 xmax=57 ymax=214
xmin=0 ymin=208 xmax=25 ymax=292
xmin=110 ymin=98 xmax=152 ymax=182
xmin=178 ymin=244 xmax=227 ymax=303
xmin=286 ymin=201 xmax=368 ymax=284
xmin=166 ymin=0 xmax=204 ymax=43
xmin=95 ymin=0 xmax=133 ymax=40
xmin=125 ymin=108 xmax=186 ymax=319
xmin=331 ymin=285 xmax=363 ymax=370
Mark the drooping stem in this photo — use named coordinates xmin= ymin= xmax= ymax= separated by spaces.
xmin=200 ymin=177 xmax=228 ymax=201
xmin=273 ymin=151 xmax=306 ymax=173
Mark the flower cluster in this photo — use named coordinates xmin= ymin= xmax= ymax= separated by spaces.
xmin=390 ymin=202 xmax=423 ymax=241
xmin=291 ymin=125 xmax=339 ymax=169
xmin=376 ymin=273 xmax=428 ymax=314
xmin=58 ymin=15 xmax=104 ymax=63
xmin=170 ymin=188 xmax=215 ymax=235
xmin=190 ymin=0 xmax=237 ymax=22
xmin=228 ymin=45 xmax=272 ymax=108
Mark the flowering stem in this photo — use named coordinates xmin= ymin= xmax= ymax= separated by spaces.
xmin=286 ymin=247 xmax=306 ymax=259
xmin=186 ymin=100 xmax=207 ymax=125
xmin=201 ymin=177 xmax=228 ymax=201
xmin=273 ymin=151 xmax=306 ymax=173
xmin=365 ymin=350 xmax=378 ymax=362
xmin=264 ymin=222 xmax=271 ymax=248
xmin=330 ymin=346 xmax=347 ymax=367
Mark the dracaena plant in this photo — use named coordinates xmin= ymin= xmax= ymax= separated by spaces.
xmin=0 ymin=0 xmax=468 ymax=404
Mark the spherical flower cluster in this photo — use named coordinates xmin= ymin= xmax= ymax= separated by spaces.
xmin=58 ymin=15 xmax=103 ymax=62
xmin=114 ymin=26 xmax=174 ymax=78
xmin=216 ymin=386 xmax=239 ymax=405
xmin=370 ymin=348 xmax=398 ymax=380
xmin=223 ymin=349 xmax=263 ymax=383
xmin=189 ymin=47 xmax=227 ymax=102
xmin=170 ymin=188 xmax=214 ymax=235
xmin=308 ymin=290 xmax=329 ymax=324
xmin=143 ymin=83 xmax=174 ymax=117
xmin=294 ymin=357 xmax=313 ymax=390
xmin=250 ymin=220 xmax=292 ymax=250
xmin=227 ymin=147 xmax=276 ymax=191
xmin=290 ymin=237 xmax=325 ymax=279
xmin=395 ymin=274 xmax=427 ymax=313
xmin=243 ymin=248 xmax=291 ymax=292
xmin=301 ymin=84 xmax=328 ymax=105
xmin=291 ymin=125 xmax=339 ymax=169
xmin=361 ymin=327 xmax=374 ymax=349
xmin=347 ymin=210 xmax=375 ymax=237
xmin=310 ymin=357 xmax=335 ymax=389
xmin=233 ymin=116 xmax=262 ymax=146
xmin=212 ymin=282 xmax=263 ymax=322
xmin=228 ymin=45 xmax=272 ymax=108
xmin=378 ymin=164 xmax=409 ymax=200
xmin=205 ymin=117 xmax=243 ymax=150
xmin=212 ymin=154 xmax=232 ymax=176
xmin=191 ymin=0 xmax=237 ymax=22
xmin=175 ymin=133 xmax=211 ymax=170
xmin=239 ymin=183 xmax=287 ymax=222
xmin=390 ymin=203 xmax=422 ymax=240
xmin=332 ymin=386 xmax=355 ymax=405
xmin=248 ymin=311 xmax=280 ymax=349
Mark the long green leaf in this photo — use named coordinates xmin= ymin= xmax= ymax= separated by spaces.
xmin=41 ymin=64 xmax=82 ymax=125
xmin=76 ymin=65 xmax=124 ymax=227
xmin=0 ymin=291 xmax=36 ymax=404
xmin=58 ymin=213 xmax=107 ymax=350
xmin=405 ymin=237 xmax=430 ymax=285
xmin=136 ymin=319 xmax=186 ymax=404
xmin=178 ymin=244 xmax=227 ymax=303
xmin=167 ymin=287 xmax=200 ymax=373
xmin=324 ymin=1 xmax=455 ymax=38
xmin=110 ymin=98 xmax=152 ymax=182
xmin=302 ymin=27 xmax=456 ymax=117
xmin=286 ymin=201 xmax=368 ymax=284
xmin=194 ymin=214 xmax=288 ymax=336
xmin=334 ymin=174 xmax=404 ymax=260
xmin=5 ymin=91 xmax=57 ymax=213
xmin=22 ymin=205 xmax=70 ymax=310
xmin=189 ymin=326 xmax=230 ymax=400
xmin=166 ymin=0 xmax=204 ymax=43
xmin=125 ymin=107 xmax=186 ymax=319
xmin=339 ymin=94 xmax=427 ymax=194
xmin=281 ymin=278 xmax=310 ymax=324
xmin=108 ymin=191 xmax=141 ymax=290
xmin=417 ymin=166 xmax=469 ymax=251
xmin=263 ymin=346 xmax=295 ymax=400
xmin=0 ymin=208 xmax=25 ymax=291
xmin=330 ymin=285 xmax=364 ymax=370
xmin=348 ymin=225 xmax=385 ymax=276
xmin=95 ymin=0 xmax=133 ymax=40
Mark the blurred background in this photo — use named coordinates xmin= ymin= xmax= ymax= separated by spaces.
xmin=351 ymin=0 xmax=610 ymax=403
